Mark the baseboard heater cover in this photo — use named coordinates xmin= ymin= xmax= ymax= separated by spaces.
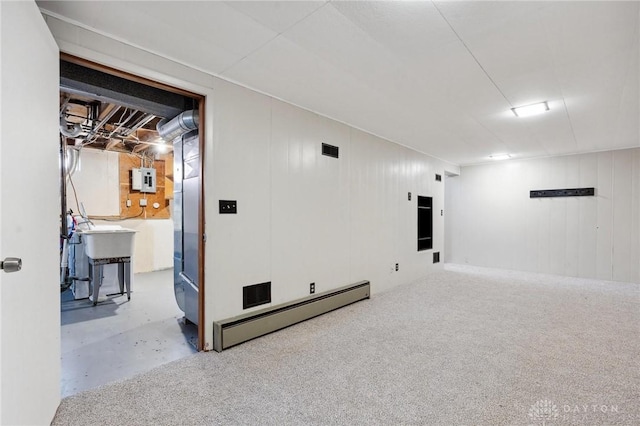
xmin=212 ymin=280 xmax=370 ymax=352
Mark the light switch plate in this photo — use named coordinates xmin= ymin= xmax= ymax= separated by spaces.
xmin=219 ymin=200 xmax=237 ymax=214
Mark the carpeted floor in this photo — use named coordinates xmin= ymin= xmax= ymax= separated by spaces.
xmin=52 ymin=265 xmax=640 ymax=425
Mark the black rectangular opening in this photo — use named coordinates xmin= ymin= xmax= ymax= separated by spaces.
xmin=243 ymin=282 xmax=271 ymax=309
xmin=417 ymin=196 xmax=433 ymax=251
xmin=433 ymin=252 xmax=440 ymax=263
xmin=322 ymin=143 xmax=339 ymax=158
xmin=530 ymin=187 xmax=595 ymax=198
xmin=435 ymin=174 xmax=442 ymax=182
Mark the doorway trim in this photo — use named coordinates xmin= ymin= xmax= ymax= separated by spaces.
xmin=61 ymin=53 xmax=207 ymax=350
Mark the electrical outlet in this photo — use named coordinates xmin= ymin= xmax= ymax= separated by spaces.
xmin=126 ymin=199 xmax=131 ymax=207
xmin=310 ymin=282 xmax=315 ymax=294
xmin=139 ymin=199 xmax=147 ymax=207
xmin=395 ymin=263 xmax=399 ymax=272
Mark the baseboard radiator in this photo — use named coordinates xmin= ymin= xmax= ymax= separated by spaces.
xmin=213 ymin=280 xmax=370 ymax=352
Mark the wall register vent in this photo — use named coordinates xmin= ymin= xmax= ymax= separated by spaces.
xmin=243 ymin=282 xmax=271 ymax=309
xmin=322 ymin=143 xmax=339 ymax=158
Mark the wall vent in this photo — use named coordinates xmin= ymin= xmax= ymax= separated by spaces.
xmin=243 ymin=282 xmax=271 ymax=309
xmin=322 ymin=143 xmax=339 ymax=158
xmin=435 ymin=174 xmax=442 ymax=182
xmin=433 ymin=252 xmax=440 ymax=263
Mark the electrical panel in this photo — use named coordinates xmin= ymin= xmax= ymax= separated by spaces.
xmin=131 ymin=168 xmax=156 ymax=193
xmin=131 ymin=168 xmax=142 ymax=190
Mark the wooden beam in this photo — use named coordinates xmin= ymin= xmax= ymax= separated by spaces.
xmin=133 ymin=143 xmax=149 ymax=153
xmin=106 ymin=139 xmax=121 ymax=150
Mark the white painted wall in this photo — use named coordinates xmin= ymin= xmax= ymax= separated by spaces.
xmin=67 ymin=149 xmax=120 ymax=215
xmin=446 ymin=149 xmax=640 ymax=283
xmin=68 ymin=149 xmax=173 ymax=273
xmin=43 ymin=14 xmax=460 ymax=351
xmin=209 ymin=80 xmax=451 ymax=320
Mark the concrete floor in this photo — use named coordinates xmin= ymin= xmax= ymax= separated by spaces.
xmin=60 ymin=268 xmax=197 ymax=397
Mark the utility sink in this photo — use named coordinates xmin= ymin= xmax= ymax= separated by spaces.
xmin=79 ymin=226 xmax=136 ymax=259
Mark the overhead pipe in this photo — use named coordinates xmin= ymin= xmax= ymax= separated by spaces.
xmin=122 ymin=113 xmax=156 ymax=137
xmin=157 ymin=110 xmax=199 ymax=142
xmin=59 ymin=116 xmax=82 ymax=138
xmin=105 ymin=108 xmax=138 ymax=140
xmin=84 ymin=105 xmax=121 ymax=143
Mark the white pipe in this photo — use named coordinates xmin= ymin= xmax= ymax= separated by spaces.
xmin=60 ymin=239 xmax=69 ymax=268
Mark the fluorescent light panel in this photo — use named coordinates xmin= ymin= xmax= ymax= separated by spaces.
xmin=489 ymin=154 xmax=511 ymax=160
xmin=511 ymin=101 xmax=549 ymax=117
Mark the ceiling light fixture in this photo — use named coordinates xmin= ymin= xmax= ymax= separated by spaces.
xmin=511 ymin=101 xmax=549 ymax=117
xmin=489 ymin=154 xmax=511 ymax=161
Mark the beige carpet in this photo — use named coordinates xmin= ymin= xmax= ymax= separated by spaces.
xmin=52 ymin=265 xmax=640 ymax=425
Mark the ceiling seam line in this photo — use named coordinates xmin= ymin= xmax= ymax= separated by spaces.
xmin=539 ymin=12 xmax=578 ymax=154
xmin=561 ymin=97 xmax=579 ymax=151
xmin=431 ymin=2 xmax=513 ymax=108
xmin=219 ymin=1 xmax=332 ymax=75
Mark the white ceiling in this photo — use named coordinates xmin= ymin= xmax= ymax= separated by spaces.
xmin=38 ymin=1 xmax=639 ymax=166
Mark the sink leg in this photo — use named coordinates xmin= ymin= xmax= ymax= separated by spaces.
xmin=125 ymin=261 xmax=131 ymax=301
xmin=92 ymin=264 xmax=102 ymax=306
xmin=118 ymin=263 xmax=125 ymax=295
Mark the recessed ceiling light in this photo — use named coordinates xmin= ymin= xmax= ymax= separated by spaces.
xmin=511 ymin=101 xmax=549 ymax=117
xmin=489 ymin=154 xmax=511 ymax=160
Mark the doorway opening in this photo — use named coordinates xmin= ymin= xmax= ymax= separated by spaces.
xmin=58 ymin=54 xmax=205 ymax=396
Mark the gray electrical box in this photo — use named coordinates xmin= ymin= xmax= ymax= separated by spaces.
xmin=132 ymin=167 xmax=156 ymax=193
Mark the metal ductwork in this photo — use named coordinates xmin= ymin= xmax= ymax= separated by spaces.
xmin=157 ymin=110 xmax=199 ymax=142
xmin=60 ymin=116 xmax=82 ymax=138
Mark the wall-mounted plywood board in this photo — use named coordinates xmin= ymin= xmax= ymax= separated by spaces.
xmin=118 ymin=153 xmax=171 ymax=219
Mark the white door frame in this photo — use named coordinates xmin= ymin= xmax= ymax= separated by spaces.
xmin=59 ymin=52 xmax=207 ymax=349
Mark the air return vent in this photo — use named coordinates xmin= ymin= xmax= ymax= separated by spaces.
xmin=322 ymin=143 xmax=339 ymax=158
xmin=214 ymin=281 xmax=370 ymax=352
xmin=243 ymin=282 xmax=271 ymax=309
